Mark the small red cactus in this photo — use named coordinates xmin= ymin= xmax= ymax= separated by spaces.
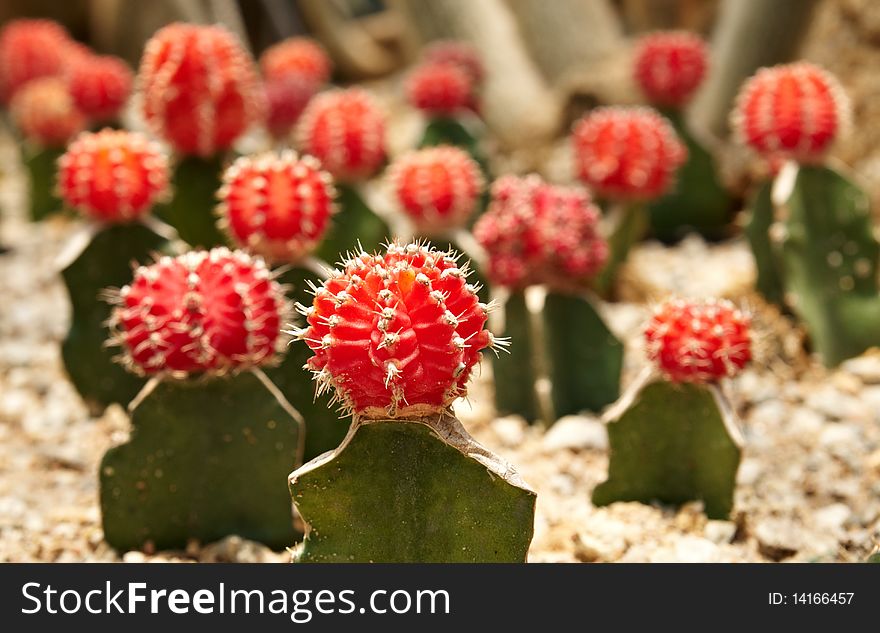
xmin=423 ymin=40 xmax=484 ymax=85
xmin=732 ymin=62 xmax=849 ymax=163
xmin=138 ymin=23 xmax=264 ymax=157
xmin=110 ymin=248 xmax=287 ymax=376
xmin=0 ymin=19 xmax=71 ymax=103
xmin=263 ymin=75 xmax=320 ymax=138
xmin=474 ymin=174 xmax=608 ymax=289
xmin=218 ymin=151 xmax=335 ymax=263
xmin=644 ymin=298 xmax=751 ymax=383
xmin=386 ymin=146 xmax=484 ymax=235
xmin=57 ymin=129 xmax=170 ymax=223
xmin=10 ymin=77 xmax=86 ymax=147
xmin=295 ymin=242 xmax=496 ymax=418
xmin=67 ymin=54 xmax=133 ymax=121
xmin=633 ymin=31 xmax=708 ymax=108
xmin=260 ymin=37 xmax=332 ymax=85
xmin=405 ymin=62 xmax=475 ymax=117
xmin=295 ymin=88 xmax=386 ymax=182
xmin=572 ymin=106 xmax=687 ymax=200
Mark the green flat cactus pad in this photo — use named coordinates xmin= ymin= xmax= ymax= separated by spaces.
xmin=24 ymin=146 xmax=64 ymax=221
xmin=744 ymin=179 xmax=785 ymax=306
xmin=491 ymin=291 xmax=541 ymax=422
xmin=592 ymin=377 xmax=742 ymax=520
xmin=100 ymin=371 xmax=301 ymax=552
xmin=290 ymin=413 xmax=536 ymax=562
xmin=543 ymin=292 xmax=622 ymax=418
xmin=62 ymin=222 xmax=166 ymax=413
xmin=315 ymin=184 xmax=389 ymax=262
xmin=155 ymin=154 xmax=228 ymax=248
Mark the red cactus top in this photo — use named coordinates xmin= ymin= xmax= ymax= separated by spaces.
xmin=138 ymin=23 xmax=264 ymax=157
xmin=644 ymin=298 xmax=751 ymax=383
xmin=473 ymin=174 xmax=609 ymax=290
xmin=423 ymin=40 xmax=484 ymax=85
xmin=405 ymin=61 xmax=476 ymax=117
xmin=111 ymin=248 xmax=287 ymax=377
xmin=732 ymin=62 xmax=849 ymax=164
xmin=67 ymin=54 xmax=133 ymax=122
xmin=57 ymin=129 xmax=170 ymax=223
xmin=386 ymin=146 xmax=484 ymax=235
xmin=633 ymin=31 xmax=708 ymax=108
xmin=263 ymin=74 xmax=320 ymax=139
xmin=260 ymin=37 xmax=332 ymax=86
xmin=0 ymin=19 xmax=71 ymax=104
xmin=572 ymin=106 xmax=687 ymax=201
xmin=10 ymin=77 xmax=86 ymax=147
xmin=218 ymin=151 xmax=335 ymax=264
xmin=295 ymin=88 xmax=387 ymax=182
xmin=296 ymin=242 xmax=496 ymax=418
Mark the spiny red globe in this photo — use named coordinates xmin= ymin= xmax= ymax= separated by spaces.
xmin=405 ymin=61 xmax=475 ymax=116
xmin=633 ymin=31 xmax=708 ymax=108
xmin=644 ymin=298 xmax=751 ymax=383
xmin=572 ymin=106 xmax=687 ymax=200
xmin=138 ymin=23 xmax=264 ymax=157
xmin=260 ymin=37 xmax=332 ymax=85
xmin=423 ymin=40 xmax=484 ymax=85
xmin=10 ymin=77 xmax=86 ymax=147
xmin=732 ymin=62 xmax=849 ymax=163
xmin=473 ymin=174 xmax=608 ymax=290
xmin=295 ymin=242 xmax=497 ymax=418
xmin=386 ymin=146 xmax=484 ymax=235
xmin=0 ymin=19 xmax=71 ymax=103
xmin=218 ymin=151 xmax=335 ymax=264
xmin=295 ymin=88 xmax=386 ymax=182
xmin=263 ymin=74 xmax=320 ymax=138
xmin=67 ymin=54 xmax=133 ymax=121
xmin=110 ymin=248 xmax=287 ymax=377
xmin=58 ymin=129 xmax=170 ymax=223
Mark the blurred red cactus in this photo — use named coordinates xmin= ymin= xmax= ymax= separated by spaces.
xmin=405 ymin=62 xmax=476 ymax=116
xmin=423 ymin=40 xmax=484 ymax=85
xmin=67 ymin=54 xmax=133 ymax=122
xmin=263 ymin=75 xmax=320 ymax=139
xmin=260 ymin=37 xmax=332 ymax=85
xmin=633 ymin=31 xmax=708 ymax=108
xmin=10 ymin=77 xmax=86 ymax=147
xmin=0 ymin=19 xmax=71 ymax=104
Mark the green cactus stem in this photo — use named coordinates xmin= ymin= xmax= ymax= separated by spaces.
xmin=867 ymin=551 xmax=880 ymax=563
xmin=773 ymin=163 xmax=880 ymax=366
xmin=315 ymin=184 xmax=389 ymax=263
xmin=156 ymin=154 xmax=228 ymax=248
xmin=100 ymin=370 xmax=302 ymax=552
xmin=419 ymin=116 xmax=489 ymax=176
xmin=543 ymin=291 xmax=622 ymax=418
xmin=592 ymin=375 xmax=742 ymax=520
xmin=290 ymin=412 xmax=536 ymax=562
xmin=490 ymin=290 xmax=541 ymax=422
xmin=744 ymin=179 xmax=785 ymax=306
xmin=61 ymin=222 xmax=167 ymax=413
xmin=594 ymin=201 xmax=648 ymax=298
xmin=648 ymin=111 xmax=733 ymax=243
xmin=23 ymin=145 xmax=64 ymax=221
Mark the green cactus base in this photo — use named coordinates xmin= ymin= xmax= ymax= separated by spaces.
xmin=775 ymin=164 xmax=880 ymax=366
xmin=491 ymin=291 xmax=541 ymax=422
xmin=744 ymin=179 xmax=785 ymax=306
xmin=100 ymin=371 xmax=301 ymax=552
xmin=648 ymin=111 xmax=733 ymax=242
xmin=61 ymin=222 xmax=167 ymax=413
xmin=24 ymin=146 xmax=64 ymax=221
xmin=543 ymin=292 xmax=622 ymax=418
xmin=315 ymin=184 xmax=389 ymax=262
xmin=155 ymin=154 xmax=228 ymax=248
xmin=592 ymin=378 xmax=742 ymax=520
xmin=290 ymin=413 xmax=536 ymax=562
xmin=594 ymin=202 xmax=648 ymax=298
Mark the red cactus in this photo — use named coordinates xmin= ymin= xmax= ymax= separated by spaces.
xmin=218 ymin=151 xmax=335 ymax=263
xmin=644 ymin=298 xmax=751 ymax=383
xmin=263 ymin=75 xmax=320 ymax=138
xmin=732 ymin=62 xmax=849 ymax=164
xmin=633 ymin=31 xmax=708 ymax=108
xmin=572 ymin=106 xmax=687 ymax=201
xmin=474 ymin=174 xmax=608 ymax=290
xmin=260 ymin=37 xmax=332 ymax=85
xmin=10 ymin=77 xmax=86 ymax=147
xmin=0 ymin=19 xmax=71 ymax=103
xmin=138 ymin=23 xmax=264 ymax=157
xmin=405 ymin=62 xmax=475 ymax=117
xmin=423 ymin=40 xmax=484 ymax=85
xmin=295 ymin=88 xmax=386 ymax=182
xmin=295 ymin=242 xmax=496 ymax=418
xmin=67 ymin=54 xmax=133 ymax=121
xmin=57 ymin=129 xmax=170 ymax=223
xmin=110 ymin=248 xmax=287 ymax=376
xmin=387 ymin=146 xmax=484 ymax=235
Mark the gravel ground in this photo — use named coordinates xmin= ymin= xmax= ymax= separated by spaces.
xmin=1 ymin=122 xmax=879 ymax=564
